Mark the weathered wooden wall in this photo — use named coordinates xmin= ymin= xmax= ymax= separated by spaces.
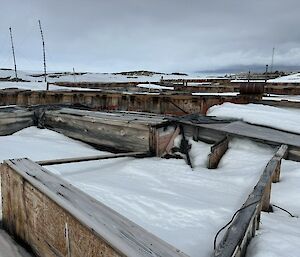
xmin=0 ymin=90 xmax=257 ymax=115
xmin=43 ymin=108 xmax=175 ymax=154
xmin=1 ymin=159 xmax=188 ymax=257
xmin=0 ymin=106 xmax=34 ymax=135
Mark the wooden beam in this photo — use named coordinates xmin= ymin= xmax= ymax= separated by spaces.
xmin=1 ymin=158 xmax=188 ymax=257
xmin=37 ymin=151 xmax=151 ymax=166
xmin=207 ymin=136 xmax=229 ymax=169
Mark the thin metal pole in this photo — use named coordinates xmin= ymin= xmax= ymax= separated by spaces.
xmin=38 ymin=20 xmax=47 ymax=88
xmin=271 ymin=47 xmax=275 ymax=73
xmin=9 ymin=27 xmax=18 ymax=81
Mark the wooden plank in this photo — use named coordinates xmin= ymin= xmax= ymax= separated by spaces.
xmin=37 ymin=152 xmax=150 ymax=166
xmin=207 ymin=136 xmax=229 ymax=169
xmin=153 ymin=126 xmax=178 ymax=156
xmin=1 ymin=158 xmax=188 ymax=257
xmin=213 ymin=145 xmax=287 ymax=257
xmin=189 ymin=121 xmax=300 ymax=149
xmin=164 ymin=126 xmax=181 ymax=154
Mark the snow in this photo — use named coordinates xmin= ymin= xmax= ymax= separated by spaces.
xmin=0 ymin=82 xmax=101 ymax=91
xmin=0 ymin=69 xmax=221 ymax=84
xmin=0 ymin=126 xmax=107 ymax=217
xmin=231 ymin=80 xmax=266 ymax=83
xmin=262 ymin=94 xmax=300 ymax=102
xmin=207 ymin=103 xmax=300 ymax=134
xmin=136 ymin=83 xmax=174 ymax=90
xmin=0 ymin=230 xmax=33 ymax=257
xmin=0 ymin=127 xmax=105 ymax=163
xmin=267 ymin=73 xmax=300 ymax=83
xmin=192 ymin=92 xmax=238 ymax=96
xmin=0 ymin=125 xmax=295 ymax=257
xmin=47 ymin=138 xmax=274 ymax=257
xmin=247 ymin=159 xmax=300 ymax=257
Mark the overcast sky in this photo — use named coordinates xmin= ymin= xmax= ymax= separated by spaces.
xmin=0 ymin=0 xmax=299 ymax=73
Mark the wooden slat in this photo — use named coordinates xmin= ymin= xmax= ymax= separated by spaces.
xmin=37 ymin=151 xmax=150 ymax=166
xmin=2 ymin=158 xmax=188 ymax=257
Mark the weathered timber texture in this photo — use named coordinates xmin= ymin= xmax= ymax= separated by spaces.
xmin=0 ymin=89 xmax=257 ymax=115
xmin=213 ymin=144 xmax=288 ymax=257
xmin=43 ymin=108 xmax=170 ymax=153
xmin=0 ymin=106 xmax=34 ymax=135
xmin=207 ymin=136 xmax=229 ymax=169
xmin=1 ymin=159 xmax=188 ymax=257
xmin=43 ymin=108 xmax=178 ymax=155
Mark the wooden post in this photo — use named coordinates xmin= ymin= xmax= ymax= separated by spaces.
xmin=261 ymin=180 xmax=272 ymax=212
xmin=271 ymin=159 xmax=281 ymax=183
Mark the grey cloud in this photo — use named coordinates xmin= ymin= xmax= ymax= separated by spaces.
xmin=0 ymin=0 xmax=299 ymax=72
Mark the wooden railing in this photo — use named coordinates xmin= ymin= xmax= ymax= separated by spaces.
xmin=213 ymin=144 xmax=288 ymax=257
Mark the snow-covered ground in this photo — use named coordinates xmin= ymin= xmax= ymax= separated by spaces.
xmin=231 ymin=79 xmax=266 ymax=83
xmin=207 ymin=103 xmax=300 ymax=134
xmin=0 ymin=82 xmax=101 ymax=91
xmin=47 ymin=138 xmax=274 ymax=257
xmin=263 ymin=94 xmax=300 ymax=102
xmin=192 ymin=92 xmax=238 ymax=96
xmin=0 ymin=126 xmax=274 ymax=257
xmin=247 ymin=160 xmax=300 ymax=257
xmin=1 ymin=125 xmax=298 ymax=257
xmin=136 ymin=83 xmax=174 ymax=90
xmin=267 ymin=73 xmax=300 ymax=83
xmin=0 ymin=127 xmax=105 ymax=163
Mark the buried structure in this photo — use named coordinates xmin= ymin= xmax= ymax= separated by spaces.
xmin=0 ymin=103 xmax=300 ymax=257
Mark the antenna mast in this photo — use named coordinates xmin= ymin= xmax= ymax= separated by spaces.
xmin=9 ymin=27 xmax=18 ymax=81
xmin=270 ymin=47 xmax=275 ymax=73
xmin=38 ymin=20 xmax=47 ymax=87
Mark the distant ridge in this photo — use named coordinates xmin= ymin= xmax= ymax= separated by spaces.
xmin=198 ymin=64 xmax=300 ymax=74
